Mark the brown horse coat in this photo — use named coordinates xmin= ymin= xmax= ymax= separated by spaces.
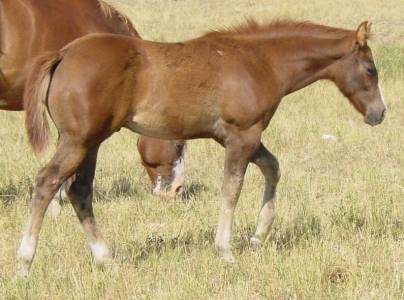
xmin=0 ymin=0 xmax=184 ymax=195
xmin=18 ymin=20 xmax=386 ymax=276
xmin=0 ymin=0 xmax=136 ymax=110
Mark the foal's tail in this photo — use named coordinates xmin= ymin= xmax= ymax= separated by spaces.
xmin=24 ymin=51 xmax=63 ymax=154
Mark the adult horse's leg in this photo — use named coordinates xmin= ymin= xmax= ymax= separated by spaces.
xmin=65 ymin=145 xmax=111 ymax=265
xmin=16 ymin=141 xmax=88 ymax=277
xmin=214 ymin=126 xmax=261 ymax=262
xmin=47 ymin=187 xmax=65 ymax=218
xmin=249 ymin=144 xmax=280 ymax=248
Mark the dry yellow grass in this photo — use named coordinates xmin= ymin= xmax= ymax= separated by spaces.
xmin=0 ymin=0 xmax=403 ymax=299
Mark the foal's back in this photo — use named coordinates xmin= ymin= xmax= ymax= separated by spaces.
xmin=52 ymin=33 xmax=272 ymax=141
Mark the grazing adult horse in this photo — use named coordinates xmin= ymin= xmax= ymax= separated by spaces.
xmin=18 ymin=20 xmax=386 ymax=276
xmin=137 ymin=138 xmax=185 ymax=196
xmin=0 ymin=0 xmax=184 ymax=197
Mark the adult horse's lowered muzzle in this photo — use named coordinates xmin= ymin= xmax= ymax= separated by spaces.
xmin=364 ymin=107 xmax=386 ymax=126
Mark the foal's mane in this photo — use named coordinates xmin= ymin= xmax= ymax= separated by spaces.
xmin=97 ymin=0 xmax=139 ymax=36
xmin=205 ymin=19 xmax=356 ymax=40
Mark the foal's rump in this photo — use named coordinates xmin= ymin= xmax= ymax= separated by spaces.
xmin=24 ymin=34 xmax=142 ymax=153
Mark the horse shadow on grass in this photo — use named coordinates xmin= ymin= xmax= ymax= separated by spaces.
xmin=94 ymin=179 xmax=207 ymax=203
xmin=230 ymin=213 xmax=322 ymax=255
xmin=117 ymin=227 xmax=216 ymax=266
xmin=115 ymin=213 xmax=323 ymax=266
xmin=94 ymin=177 xmax=139 ymax=203
xmin=0 ymin=177 xmax=32 ymax=206
xmin=180 ymin=182 xmax=207 ymax=202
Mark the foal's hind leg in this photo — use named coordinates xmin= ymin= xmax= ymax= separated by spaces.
xmin=16 ymin=142 xmax=87 ymax=277
xmin=250 ymin=144 xmax=280 ymax=248
xmin=66 ymin=145 xmax=111 ymax=266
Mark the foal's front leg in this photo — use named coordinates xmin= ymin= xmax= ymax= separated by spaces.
xmin=214 ymin=128 xmax=261 ymax=262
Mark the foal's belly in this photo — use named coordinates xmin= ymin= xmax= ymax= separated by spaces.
xmin=125 ymin=108 xmax=214 ymax=140
xmin=125 ymin=112 xmax=186 ymax=140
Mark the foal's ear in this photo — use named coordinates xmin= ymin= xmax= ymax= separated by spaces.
xmin=356 ymin=21 xmax=371 ymax=47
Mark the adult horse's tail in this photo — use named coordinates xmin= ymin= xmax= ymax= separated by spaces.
xmin=24 ymin=51 xmax=63 ymax=154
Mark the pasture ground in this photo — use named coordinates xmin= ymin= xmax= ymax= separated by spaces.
xmin=0 ymin=0 xmax=403 ymax=299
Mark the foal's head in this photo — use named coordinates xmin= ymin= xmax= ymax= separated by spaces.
xmin=330 ymin=21 xmax=386 ymax=126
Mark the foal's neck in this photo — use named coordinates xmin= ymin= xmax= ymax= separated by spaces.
xmin=255 ymin=34 xmax=355 ymax=96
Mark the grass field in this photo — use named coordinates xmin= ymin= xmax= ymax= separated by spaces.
xmin=1 ymin=0 xmax=403 ymax=299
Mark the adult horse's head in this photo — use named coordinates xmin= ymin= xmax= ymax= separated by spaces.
xmin=137 ymin=138 xmax=185 ymax=198
xmin=330 ymin=21 xmax=386 ymax=126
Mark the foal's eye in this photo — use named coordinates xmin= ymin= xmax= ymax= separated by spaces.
xmin=367 ymin=67 xmax=377 ymax=77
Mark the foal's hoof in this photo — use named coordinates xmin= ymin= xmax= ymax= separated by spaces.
xmin=249 ymin=236 xmax=262 ymax=250
xmin=16 ymin=263 xmax=30 ymax=278
xmin=95 ymin=256 xmax=113 ymax=268
xmin=218 ymin=249 xmax=236 ymax=263
xmin=91 ymin=241 xmax=113 ymax=269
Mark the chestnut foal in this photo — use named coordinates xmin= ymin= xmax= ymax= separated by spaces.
xmin=18 ymin=20 xmax=386 ymax=276
xmin=0 ymin=0 xmax=184 ymax=200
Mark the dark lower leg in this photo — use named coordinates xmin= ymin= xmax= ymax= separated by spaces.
xmin=67 ymin=146 xmax=111 ymax=265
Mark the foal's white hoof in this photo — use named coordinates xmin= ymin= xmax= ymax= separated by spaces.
xmin=95 ymin=256 xmax=113 ymax=267
xmin=249 ymin=236 xmax=262 ymax=250
xmin=91 ymin=241 xmax=113 ymax=268
xmin=218 ymin=249 xmax=236 ymax=263
xmin=16 ymin=262 xmax=30 ymax=278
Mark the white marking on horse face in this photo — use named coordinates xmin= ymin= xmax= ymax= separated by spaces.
xmin=17 ymin=235 xmax=36 ymax=261
xmin=90 ymin=241 xmax=110 ymax=263
xmin=378 ymin=83 xmax=387 ymax=107
xmin=153 ymin=175 xmax=162 ymax=194
xmin=152 ymin=145 xmax=185 ymax=197
xmin=170 ymin=149 xmax=185 ymax=193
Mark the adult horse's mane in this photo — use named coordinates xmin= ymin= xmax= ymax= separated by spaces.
xmin=98 ymin=0 xmax=138 ymax=36
xmin=205 ymin=19 xmax=358 ymax=40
